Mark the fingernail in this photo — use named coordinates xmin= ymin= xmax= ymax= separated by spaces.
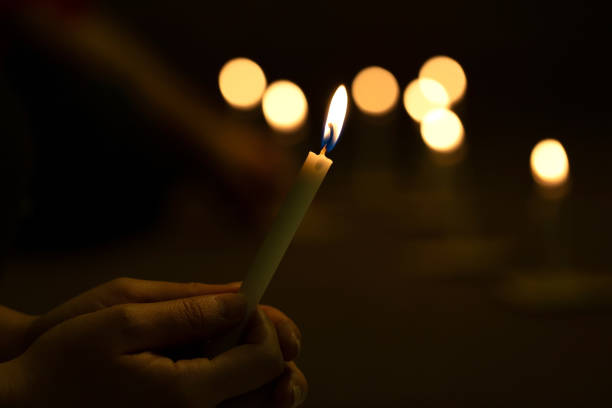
xmin=215 ymin=293 xmax=246 ymax=321
xmin=292 ymin=382 xmax=306 ymax=407
xmin=227 ymin=281 xmax=242 ymax=288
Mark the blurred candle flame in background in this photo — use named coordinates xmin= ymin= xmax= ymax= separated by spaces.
xmin=351 ymin=66 xmax=399 ymax=115
xmin=262 ymin=80 xmax=308 ymax=132
xmin=420 ymin=108 xmax=464 ymax=153
xmin=530 ymin=139 xmax=570 ymax=187
xmin=218 ymin=58 xmax=267 ymax=109
xmin=419 ymin=56 xmax=467 ymax=105
xmin=403 ymin=78 xmax=450 ymax=122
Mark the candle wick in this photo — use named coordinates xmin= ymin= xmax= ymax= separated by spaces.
xmin=321 ymin=123 xmax=333 ymax=155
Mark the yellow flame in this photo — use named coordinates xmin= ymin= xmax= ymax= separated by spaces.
xmin=351 ymin=66 xmax=399 ymax=115
xmin=419 ymin=56 xmax=467 ymax=105
xmin=403 ymin=78 xmax=450 ymax=122
xmin=218 ymin=58 xmax=267 ymax=109
xmin=420 ymin=108 xmax=464 ymax=153
xmin=322 ymin=85 xmax=348 ymax=150
xmin=530 ymin=139 xmax=569 ymax=187
xmin=262 ymin=80 xmax=308 ymax=132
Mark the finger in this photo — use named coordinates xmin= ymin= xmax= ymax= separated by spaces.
xmin=219 ymin=362 xmax=308 ymax=408
xmin=118 ymin=352 xmax=183 ymax=407
xmin=102 ymin=293 xmax=246 ymax=353
xmin=32 ymin=278 xmax=241 ymax=339
xmin=272 ymin=362 xmax=308 ymax=408
xmin=218 ymin=378 xmax=276 ymax=408
xmin=175 ymin=309 xmax=285 ymax=404
xmin=260 ymin=305 xmax=301 ymax=361
xmin=98 ymin=278 xmax=242 ymax=306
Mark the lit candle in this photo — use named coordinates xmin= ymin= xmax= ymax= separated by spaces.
xmin=530 ymin=138 xmax=570 ymax=194
xmin=529 ymin=138 xmax=570 ymax=266
xmin=498 ymin=139 xmax=573 ymax=311
xmin=206 ymin=85 xmax=348 ymax=355
xmin=241 ymin=84 xmax=348 ymax=313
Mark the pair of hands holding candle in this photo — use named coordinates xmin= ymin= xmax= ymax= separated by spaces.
xmin=0 ymin=278 xmax=307 ymax=407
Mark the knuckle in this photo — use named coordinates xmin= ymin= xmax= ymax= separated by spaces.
xmin=186 ymin=281 xmax=204 ymax=290
xmin=110 ymin=277 xmax=134 ymax=289
xmin=185 ymin=282 xmax=207 ymax=295
xmin=108 ymin=277 xmax=138 ymax=300
xmin=258 ymin=345 xmax=285 ymax=378
xmin=112 ymin=304 xmax=141 ymax=335
xmin=176 ymin=297 xmax=208 ymax=330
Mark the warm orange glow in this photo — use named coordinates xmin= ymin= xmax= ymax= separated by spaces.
xmin=530 ymin=139 xmax=569 ymax=187
xmin=419 ymin=56 xmax=467 ymax=105
xmin=322 ymin=85 xmax=348 ymax=151
xmin=351 ymin=66 xmax=399 ymax=115
xmin=403 ymin=78 xmax=450 ymax=122
xmin=420 ymin=108 xmax=464 ymax=153
xmin=218 ymin=58 xmax=267 ymax=109
xmin=262 ymin=80 xmax=308 ymax=132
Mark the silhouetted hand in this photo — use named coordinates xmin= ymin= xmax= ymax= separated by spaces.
xmin=0 ymin=279 xmax=307 ymax=407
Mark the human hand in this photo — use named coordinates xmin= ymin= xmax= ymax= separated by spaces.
xmin=26 ymin=278 xmax=242 ymax=344
xmin=1 ymin=280 xmax=240 ymax=363
xmin=6 ymin=278 xmax=308 ymax=407
xmin=3 ymin=292 xmax=287 ymax=407
xmin=219 ymin=305 xmax=308 ymax=408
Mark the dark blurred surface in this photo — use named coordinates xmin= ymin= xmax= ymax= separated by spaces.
xmin=2 ymin=1 xmax=612 ymax=406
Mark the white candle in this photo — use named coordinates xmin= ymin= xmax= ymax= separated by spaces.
xmin=241 ymin=150 xmax=332 ymax=311
xmin=205 ymin=85 xmax=348 ymax=356
xmin=241 ymin=84 xmax=348 ymax=314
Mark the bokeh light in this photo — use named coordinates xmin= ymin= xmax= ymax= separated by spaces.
xmin=262 ymin=80 xmax=308 ymax=132
xmin=218 ymin=58 xmax=267 ymax=109
xmin=530 ymin=139 xmax=569 ymax=187
xmin=420 ymin=108 xmax=464 ymax=153
xmin=351 ymin=66 xmax=399 ymax=115
xmin=419 ymin=56 xmax=467 ymax=105
xmin=403 ymin=78 xmax=450 ymax=122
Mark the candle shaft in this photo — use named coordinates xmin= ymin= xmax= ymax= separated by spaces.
xmin=241 ymin=151 xmax=332 ymax=313
xmin=203 ymin=152 xmax=332 ymax=357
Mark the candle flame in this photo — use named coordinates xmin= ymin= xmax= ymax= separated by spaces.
xmin=321 ymin=85 xmax=348 ymax=152
xmin=530 ymin=139 xmax=569 ymax=187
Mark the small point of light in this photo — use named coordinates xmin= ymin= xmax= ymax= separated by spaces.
xmin=530 ymin=139 xmax=569 ymax=187
xmin=420 ymin=108 xmax=464 ymax=153
xmin=262 ymin=80 xmax=308 ymax=132
xmin=403 ymin=78 xmax=450 ymax=122
xmin=351 ymin=66 xmax=399 ymax=115
xmin=218 ymin=58 xmax=267 ymax=109
xmin=419 ymin=55 xmax=467 ymax=105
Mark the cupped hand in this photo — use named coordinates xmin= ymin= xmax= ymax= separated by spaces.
xmin=7 ymin=278 xmax=308 ymax=407
xmin=7 ymin=294 xmax=284 ymax=407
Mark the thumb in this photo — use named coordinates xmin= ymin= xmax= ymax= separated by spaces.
xmin=98 ymin=293 xmax=247 ymax=353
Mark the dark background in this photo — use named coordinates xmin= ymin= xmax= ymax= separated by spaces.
xmin=2 ymin=1 xmax=612 ymax=406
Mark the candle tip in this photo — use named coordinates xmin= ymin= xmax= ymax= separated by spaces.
xmin=319 ymin=145 xmax=327 ymax=156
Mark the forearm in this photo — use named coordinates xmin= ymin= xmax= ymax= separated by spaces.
xmin=0 ymin=306 xmax=36 ymax=362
